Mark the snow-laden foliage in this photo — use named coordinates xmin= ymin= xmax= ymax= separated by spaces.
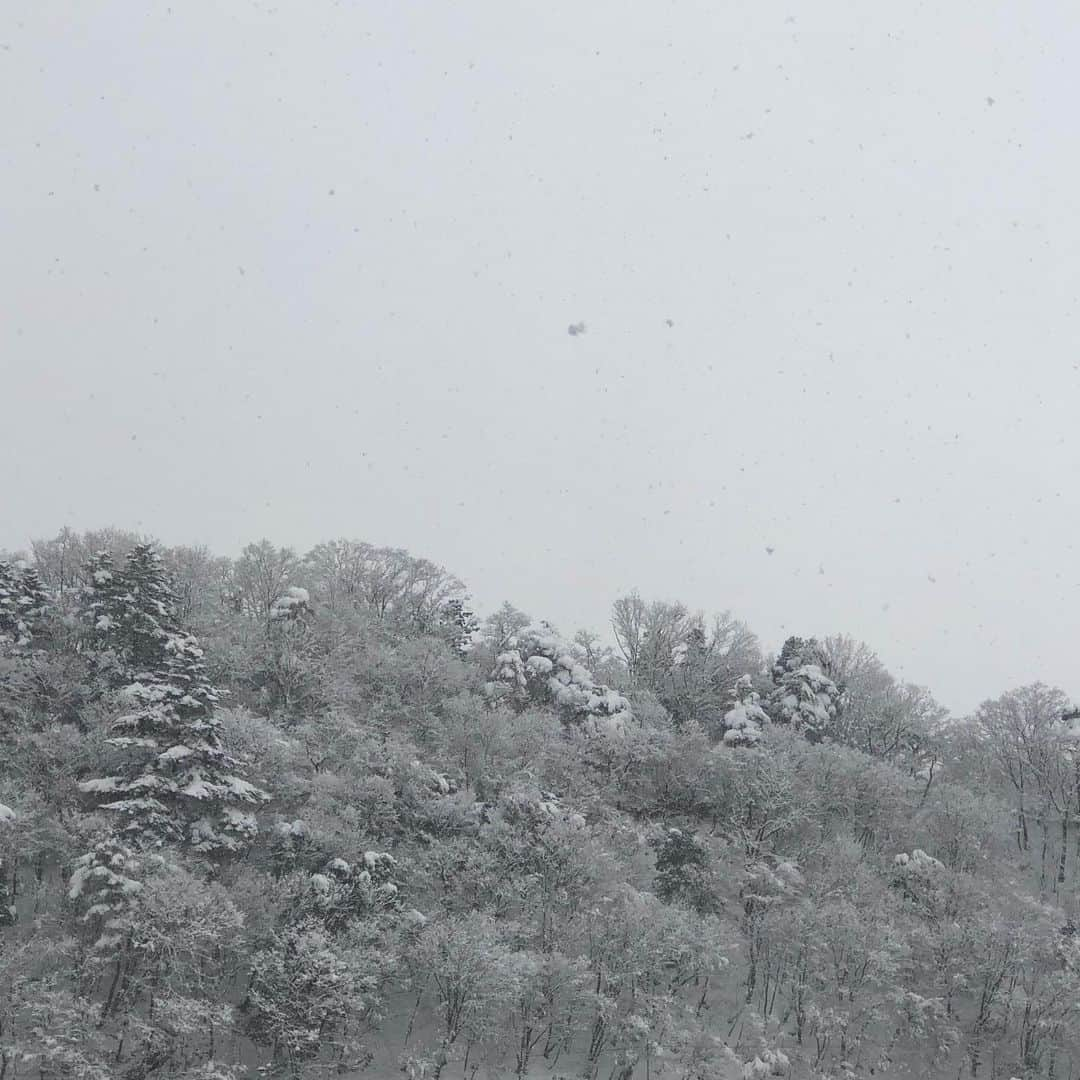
xmin=892 ymin=847 xmax=947 ymax=908
xmin=301 ymin=538 xmax=467 ymax=632
xmin=13 ymin=526 xmax=1080 ymax=1079
xmin=305 ymin=851 xmax=401 ymax=930
xmin=79 ymin=550 xmax=128 ymax=647
xmin=241 ymin=920 xmax=382 ymax=1071
xmin=0 ymin=800 xmax=14 ymax=925
xmin=437 ymin=597 xmax=480 ymax=653
xmin=740 ymin=856 xmax=804 ymax=919
xmin=766 ymin=636 xmax=838 ymax=742
xmin=743 ymin=1047 xmax=790 ymax=1078
xmin=0 ymin=559 xmax=47 ymax=647
xmin=894 ymin=847 xmax=945 ymax=871
xmin=78 ymin=544 xmax=268 ymax=851
xmin=270 ymin=586 xmax=312 ymax=621
xmin=724 ymin=674 xmax=769 ymax=746
xmin=650 ymin=826 xmax=720 ymax=912
xmin=486 ymin=624 xmax=632 ymax=733
xmin=68 ymin=836 xmax=146 ymax=951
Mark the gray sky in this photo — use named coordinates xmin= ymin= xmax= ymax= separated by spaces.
xmin=4 ymin=1 xmax=1079 ymax=715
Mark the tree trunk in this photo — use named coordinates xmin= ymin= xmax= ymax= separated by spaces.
xmin=1059 ymin=814 xmax=1069 ymax=885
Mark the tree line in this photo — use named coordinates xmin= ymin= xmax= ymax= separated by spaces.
xmin=1 ymin=526 xmax=1079 ymax=1080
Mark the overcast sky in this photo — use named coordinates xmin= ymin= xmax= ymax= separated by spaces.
xmin=4 ymin=2 xmax=1079 ymax=715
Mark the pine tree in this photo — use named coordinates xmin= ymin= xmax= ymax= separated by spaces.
xmin=79 ymin=544 xmax=269 ymax=852
xmin=116 ymin=544 xmax=185 ymax=668
xmin=0 ymin=560 xmax=48 ymax=647
xmin=79 ymin=550 xmax=129 ymax=653
xmin=486 ymin=624 xmax=633 ymax=733
xmin=650 ymin=827 xmax=717 ymax=912
xmin=68 ymin=836 xmax=145 ymax=951
xmin=723 ymin=674 xmax=769 ymax=746
xmin=766 ymin=635 xmax=838 ymax=743
xmin=438 ymin=598 xmax=480 ymax=654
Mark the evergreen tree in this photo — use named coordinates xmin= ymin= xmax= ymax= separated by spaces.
xmin=0 ymin=560 xmax=48 ymax=647
xmin=723 ymin=674 xmax=769 ymax=746
xmin=650 ymin=827 xmax=717 ymax=912
xmin=68 ymin=836 xmax=145 ymax=952
xmin=117 ymin=544 xmax=188 ymax=668
xmin=79 ymin=544 xmax=269 ymax=852
xmin=766 ymin=635 xmax=839 ymax=743
xmin=79 ymin=550 xmax=129 ymax=653
xmin=438 ymin=598 xmax=480 ymax=654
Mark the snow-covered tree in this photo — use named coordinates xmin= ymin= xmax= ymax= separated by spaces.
xmin=78 ymin=550 xmax=129 ymax=653
xmin=766 ymin=636 xmax=838 ymax=743
xmin=0 ymin=801 xmax=15 ymax=925
xmin=480 ymin=601 xmax=532 ymax=653
xmin=78 ymin=545 xmax=269 ymax=852
xmin=228 ymin=539 xmax=300 ymax=620
xmin=241 ymin=921 xmax=379 ymax=1073
xmin=486 ymin=624 xmax=632 ymax=733
xmin=410 ymin=911 xmax=526 ymax=1079
xmin=269 ymin=586 xmax=312 ymax=622
xmin=117 ymin=544 xmax=189 ymax=669
xmin=611 ymin=592 xmax=762 ymax=729
xmin=304 ymin=851 xmax=401 ymax=931
xmin=301 ymin=538 xmax=467 ymax=632
xmin=0 ymin=560 xmax=47 ymax=647
xmin=822 ymin=635 xmax=948 ymax=761
xmin=723 ymin=674 xmax=769 ymax=746
xmin=650 ymin=826 xmax=720 ymax=912
xmin=892 ymin=847 xmax=946 ymax=908
xmin=68 ymin=836 xmax=146 ymax=952
xmin=31 ymin=526 xmax=146 ymax=598
xmin=438 ymin=598 xmax=480 ymax=654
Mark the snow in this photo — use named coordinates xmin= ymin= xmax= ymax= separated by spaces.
xmin=270 ymin=586 xmax=311 ymax=618
xmin=109 ymin=736 xmax=159 ymax=750
xmin=490 ymin=624 xmax=635 ymax=730
xmin=78 ymin=777 xmax=124 ymax=794
xmin=119 ymin=681 xmax=171 ymax=704
xmin=223 ymin=775 xmax=269 ymax=802
xmin=525 ymin=655 xmax=553 ymax=676
xmin=895 ymin=848 xmax=944 ymax=872
xmin=101 ymin=795 xmax=169 ymax=814
xmin=743 ymin=1048 xmax=790 ymax=1078
xmin=158 ymin=744 xmax=194 ymax=761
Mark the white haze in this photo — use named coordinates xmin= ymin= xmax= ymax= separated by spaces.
xmin=3 ymin=1 xmax=1080 ymax=715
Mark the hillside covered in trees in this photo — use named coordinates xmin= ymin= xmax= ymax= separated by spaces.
xmin=2 ymin=527 xmax=1080 ymax=1080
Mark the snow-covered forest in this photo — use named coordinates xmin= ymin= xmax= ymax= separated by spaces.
xmin=2 ymin=526 xmax=1080 ymax=1080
